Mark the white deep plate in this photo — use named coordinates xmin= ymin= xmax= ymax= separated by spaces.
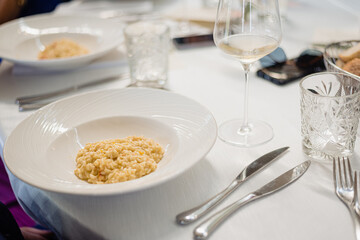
xmin=4 ymin=88 xmax=217 ymax=195
xmin=0 ymin=14 xmax=124 ymax=70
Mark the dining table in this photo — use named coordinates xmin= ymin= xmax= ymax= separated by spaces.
xmin=1 ymin=0 xmax=360 ymax=239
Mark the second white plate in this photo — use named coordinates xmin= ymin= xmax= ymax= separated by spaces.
xmin=0 ymin=14 xmax=124 ymax=70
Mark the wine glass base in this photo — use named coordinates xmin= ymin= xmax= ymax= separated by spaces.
xmin=218 ymin=119 xmax=273 ymax=147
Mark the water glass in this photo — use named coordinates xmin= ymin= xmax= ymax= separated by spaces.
xmin=300 ymin=72 xmax=360 ymax=160
xmin=124 ymin=21 xmax=170 ymax=88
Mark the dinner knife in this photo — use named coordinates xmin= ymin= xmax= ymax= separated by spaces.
xmin=193 ymin=160 xmax=311 ymax=240
xmin=15 ymin=72 xmax=129 ymax=105
xmin=176 ymin=146 xmax=289 ymax=225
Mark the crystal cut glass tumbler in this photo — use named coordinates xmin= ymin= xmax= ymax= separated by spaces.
xmin=300 ymin=72 xmax=360 ymax=161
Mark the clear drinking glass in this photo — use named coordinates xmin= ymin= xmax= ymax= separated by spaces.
xmin=124 ymin=21 xmax=170 ymax=88
xmin=300 ymin=72 xmax=360 ymax=160
xmin=213 ymin=0 xmax=282 ymax=147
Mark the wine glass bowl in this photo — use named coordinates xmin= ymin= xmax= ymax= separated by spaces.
xmin=213 ymin=0 xmax=282 ymax=147
xmin=214 ymin=0 xmax=282 ymax=64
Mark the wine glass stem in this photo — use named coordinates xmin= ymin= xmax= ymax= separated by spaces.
xmin=240 ymin=63 xmax=251 ymax=134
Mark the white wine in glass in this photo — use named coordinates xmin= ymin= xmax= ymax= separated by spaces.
xmin=214 ymin=0 xmax=282 ymax=147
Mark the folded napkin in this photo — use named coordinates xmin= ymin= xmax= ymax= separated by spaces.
xmin=312 ymin=28 xmax=360 ymax=45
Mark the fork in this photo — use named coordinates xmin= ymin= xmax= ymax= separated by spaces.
xmin=354 ymin=171 xmax=360 ymax=227
xmin=333 ymin=157 xmax=360 ymax=239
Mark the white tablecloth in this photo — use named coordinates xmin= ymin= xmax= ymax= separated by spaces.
xmin=1 ymin=0 xmax=360 ymax=239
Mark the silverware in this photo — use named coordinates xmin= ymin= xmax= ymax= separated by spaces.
xmin=15 ymin=73 xmax=130 ymax=105
xmin=354 ymin=170 xmax=360 ymax=240
xmin=333 ymin=157 xmax=360 ymax=239
xmin=354 ymin=171 xmax=360 ymax=217
xmin=176 ymin=147 xmax=289 ymax=225
xmin=18 ymin=83 xmax=171 ymax=112
xmin=193 ymin=160 xmax=311 ymax=240
xmin=18 ymin=102 xmax=49 ymax=112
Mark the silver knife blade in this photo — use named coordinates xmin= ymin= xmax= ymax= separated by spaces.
xmin=254 ymin=160 xmax=311 ymax=196
xmin=176 ymin=146 xmax=289 ymax=225
xmin=193 ymin=160 xmax=311 ymax=240
xmin=236 ymin=146 xmax=289 ymax=182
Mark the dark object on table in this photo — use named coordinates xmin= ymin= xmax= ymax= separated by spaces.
xmin=172 ymin=34 xmax=214 ymax=50
xmin=19 ymin=0 xmax=68 ymax=18
xmin=0 ymin=201 xmax=25 ymax=240
xmin=257 ymin=48 xmax=326 ymax=85
xmin=0 ymin=0 xmax=71 ymax=25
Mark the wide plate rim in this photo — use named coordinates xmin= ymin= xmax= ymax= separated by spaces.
xmin=3 ymin=88 xmax=218 ymax=196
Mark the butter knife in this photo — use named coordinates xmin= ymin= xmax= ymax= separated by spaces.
xmin=15 ymin=73 xmax=130 ymax=105
xmin=193 ymin=160 xmax=311 ymax=240
xmin=176 ymin=147 xmax=289 ymax=225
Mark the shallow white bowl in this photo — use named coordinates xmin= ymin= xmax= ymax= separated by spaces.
xmin=0 ymin=14 xmax=124 ymax=70
xmin=4 ymin=88 xmax=217 ymax=195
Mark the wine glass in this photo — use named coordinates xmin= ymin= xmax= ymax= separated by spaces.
xmin=214 ymin=0 xmax=282 ymax=147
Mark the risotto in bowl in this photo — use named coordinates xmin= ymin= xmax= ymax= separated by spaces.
xmin=74 ymin=136 xmax=165 ymax=184
xmin=4 ymin=88 xmax=217 ymax=196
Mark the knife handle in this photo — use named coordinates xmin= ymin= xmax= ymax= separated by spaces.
xmin=19 ymin=102 xmax=50 ymax=111
xmin=16 ymin=86 xmax=76 ymax=105
xmin=193 ymin=193 xmax=257 ymax=240
xmin=176 ymin=180 xmax=241 ymax=225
